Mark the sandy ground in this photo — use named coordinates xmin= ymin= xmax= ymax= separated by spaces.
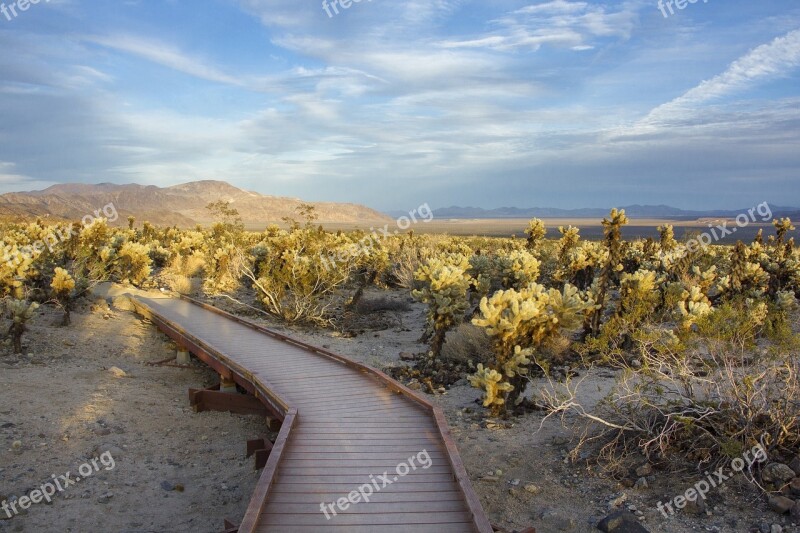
xmin=1 ymin=287 xmax=797 ymax=533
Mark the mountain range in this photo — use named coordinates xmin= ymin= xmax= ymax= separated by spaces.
xmin=0 ymin=181 xmax=391 ymax=227
xmin=420 ymin=204 xmax=800 ymax=220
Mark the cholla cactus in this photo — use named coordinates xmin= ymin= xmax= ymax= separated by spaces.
xmin=471 ymin=282 xmax=594 ymax=415
xmin=497 ymin=249 xmax=540 ymax=290
xmin=116 ymin=241 xmax=153 ymax=286
xmin=4 ymin=299 xmax=39 ymax=353
xmin=524 ymin=218 xmax=547 ymax=250
xmin=588 ymin=209 xmax=629 ymax=336
xmin=412 ymin=254 xmax=473 ymax=357
xmin=50 ymin=267 xmax=77 ymax=326
xmin=468 ymin=364 xmax=513 ymax=408
xmin=677 ymin=285 xmax=714 ymax=331
xmin=0 ymin=242 xmax=40 ymax=298
xmin=658 ymin=224 xmax=677 ymax=252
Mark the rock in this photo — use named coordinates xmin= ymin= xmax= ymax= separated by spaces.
xmin=160 ymin=481 xmax=174 ymax=491
xmin=608 ymin=493 xmax=628 ymax=509
xmin=407 ymin=381 xmax=422 ymax=391
xmin=770 ymin=525 xmax=782 ymax=533
xmin=633 ymin=477 xmax=648 ymax=490
xmin=508 ymin=479 xmax=520 ymax=486
xmin=524 ymin=484 xmax=541 ymax=495
xmin=768 ymin=495 xmax=795 ymax=514
xmin=108 ymin=366 xmax=128 ymax=378
xmin=790 ymin=477 xmax=800 ymax=496
xmin=635 ymin=464 xmax=652 ymax=477
xmin=788 ymin=456 xmax=800 ymax=476
xmin=791 ymin=500 xmax=800 ymax=519
xmin=97 ymin=492 xmax=113 ymax=504
xmin=399 ymin=352 xmax=415 ymax=361
xmin=111 ymin=295 xmax=135 ymax=312
xmin=762 ymin=463 xmax=796 ymax=484
xmin=684 ymin=495 xmax=706 ymax=515
xmin=597 ymin=510 xmax=651 ymax=532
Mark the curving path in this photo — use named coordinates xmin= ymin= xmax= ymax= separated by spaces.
xmin=130 ymin=294 xmax=492 ymax=533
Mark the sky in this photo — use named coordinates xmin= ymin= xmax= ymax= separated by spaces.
xmin=0 ymin=0 xmax=798 ymax=212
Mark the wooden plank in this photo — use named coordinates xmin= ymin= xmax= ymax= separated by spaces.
xmin=264 ymin=500 xmax=468 ymax=515
xmin=260 ymin=511 xmax=472 ymax=526
xmin=258 ymin=522 xmax=475 ymax=533
xmin=266 ymin=490 xmax=464 ymax=503
xmin=266 ymin=481 xmax=461 ymax=493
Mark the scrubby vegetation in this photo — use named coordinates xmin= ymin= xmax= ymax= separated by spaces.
xmin=1 ymin=205 xmax=798 ymax=498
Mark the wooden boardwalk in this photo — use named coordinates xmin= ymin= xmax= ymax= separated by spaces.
xmin=131 ymin=295 xmax=492 ymax=533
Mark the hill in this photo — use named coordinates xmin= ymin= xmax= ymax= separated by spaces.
xmin=0 ymin=180 xmax=391 ymax=227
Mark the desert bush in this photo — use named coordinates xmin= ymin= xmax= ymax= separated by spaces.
xmin=441 ymin=323 xmax=492 ymax=367
xmin=3 ymin=299 xmax=39 ymax=353
xmin=470 ymin=283 xmax=595 ymax=416
xmin=412 ymin=254 xmax=473 ymax=358
xmin=50 ymin=267 xmax=78 ymax=326
xmin=539 ymin=324 xmax=800 ymax=476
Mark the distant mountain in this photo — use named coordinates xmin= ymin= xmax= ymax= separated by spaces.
xmin=423 ymin=204 xmax=800 ymax=220
xmin=0 ymin=180 xmax=391 ymax=227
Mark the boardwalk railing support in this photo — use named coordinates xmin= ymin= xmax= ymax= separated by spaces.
xmin=220 ymin=375 xmax=238 ymax=394
xmin=246 ymin=438 xmax=274 ymax=470
xmin=189 ymin=385 xmax=269 ymax=417
xmin=176 ymin=347 xmax=191 ymax=365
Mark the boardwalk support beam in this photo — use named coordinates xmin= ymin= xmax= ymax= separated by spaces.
xmin=246 ymin=438 xmax=274 ymax=470
xmin=189 ymin=385 xmax=268 ymax=417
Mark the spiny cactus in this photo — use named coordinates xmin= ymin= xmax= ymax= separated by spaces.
xmin=412 ymin=254 xmax=473 ymax=358
xmin=524 ymin=218 xmax=547 ymax=251
xmin=471 ymin=283 xmax=594 ymax=415
xmin=50 ymin=267 xmax=77 ymax=326
xmin=587 ymin=208 xmax=629 ymax=337
xmin=4 ymin=299 xmax=39 ymax=353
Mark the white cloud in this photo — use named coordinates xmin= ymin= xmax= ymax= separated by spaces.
xmin=644 ymin=28 xmax=800 ymax=126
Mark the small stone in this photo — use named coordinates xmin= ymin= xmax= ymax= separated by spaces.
xmin=789 ymin=477 xmax=800 ymax=496
xmin=633 ymin=477 xmax=648 ymax=490
xmin=399 ymin=352 xmax=415 ymax=361
xmin=508 ymin=479 xmax=520 ymax=486
xmin=97 ymin=492 xmax=113 ymax=504
xmin=788 ymin=456 xmax=800 ymax=476
xmin=407 ymin=382 xmax=422 ymax=391
xmin=770 ymin=525 xmax=782 ymax=533
xmin=609 ymin=493 xmax=628 ymax=509
xmin=763 ymin=463 xmax=796 ymax=484
xmin=108 ymin=366 xmax=127 ymax=378
xmin=768 ymin=495 xmax=795 ymax=514
xmin=161 ymin=481 xmax=174 ymax=491
xmin=684 ymin=496 xmax=706 ymax=515
xmin=597 ymin=510 xmax=651 ymax=532
xmin=524 ymin=484 xmax=541 ymax=495
xmin=174 ymin=484 xmax=185 ymax=493
xmin=635 ymin=464 xmax=652 ymax=477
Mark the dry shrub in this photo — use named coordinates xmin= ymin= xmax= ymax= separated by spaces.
xmin=539 ymin=326 xmax=800 ymax=477
xmin=442 ymin=323 xmax=492 ymax=366
xmin=164 ymin=274 xmax=195 ymax=295
xmin=354 ymin=296 xmax=411 ymax=315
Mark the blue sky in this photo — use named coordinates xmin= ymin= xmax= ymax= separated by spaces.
xmin=0 ymin=0 xmax=798 ymax=211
